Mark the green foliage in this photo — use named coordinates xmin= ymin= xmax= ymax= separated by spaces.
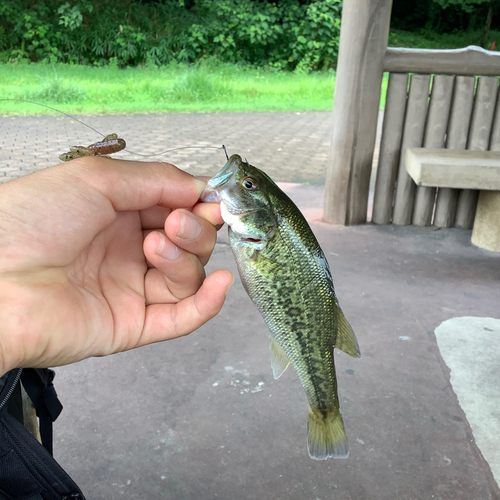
xmin=0 ymin=0 xmax=342 ymax=70
xmin=111 ymin=25 xmax=148 ymax=66
xmin=431 ymin=0 xmax=492 ymax=13
xmin=290 ymin=0 xmax=342 ymax=72
xmin=388 ymin=28 xmax=487 ymax=49
xmin=391 ymin=0 xmax=499 ymax=35
xmin=186 ymin=0 xmax=341 ymax=71
xmin=58 ymin=2 xmax=89 ymax=31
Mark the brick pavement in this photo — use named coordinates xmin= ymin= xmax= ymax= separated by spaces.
xmin=0 ymin=111 xmax=335 ymax=184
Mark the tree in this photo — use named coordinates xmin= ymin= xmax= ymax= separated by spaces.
xmin=432 ymin=0 xmax=500 ymax=48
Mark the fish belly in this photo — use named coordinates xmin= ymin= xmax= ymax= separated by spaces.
xmin=230 ymin=229 xmax=349 ymax=459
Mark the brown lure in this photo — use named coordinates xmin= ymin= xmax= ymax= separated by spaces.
xmin=59 ymin=133 xmax=126 ymax=162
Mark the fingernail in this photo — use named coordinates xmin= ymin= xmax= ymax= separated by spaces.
xmin=224 ymin=273 xmax=235 ymax=297
xmin=194 ymin=177 xmax=207 ymax=193
xmin=178 ymin=211 xmax=202 ymax=240
xmin=156 ymin=232 xmax=180 ymax=261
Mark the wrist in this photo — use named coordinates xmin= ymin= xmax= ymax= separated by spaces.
xmin=0 ymin=280 xmax=32 ymax=376
xmin=0 ymin=330 xmax=8 ymax=377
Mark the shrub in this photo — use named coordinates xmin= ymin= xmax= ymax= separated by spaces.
xmin=0 ymin=0 xmax=343 ymax=70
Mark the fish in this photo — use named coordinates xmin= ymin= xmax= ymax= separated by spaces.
xmin=201 ymin=154 xmax=360 ymax=460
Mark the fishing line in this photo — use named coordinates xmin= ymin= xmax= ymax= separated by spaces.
xmin=0 ymin=98 xmax=227 ymax=158
xmin=0 ymin=99 xmax=105 ymax=136
xmin=127 ymin=145 xmax=225 ymax=157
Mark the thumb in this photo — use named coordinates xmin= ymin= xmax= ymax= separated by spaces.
xmin=71 ymin=157 xmax=207 ymax=211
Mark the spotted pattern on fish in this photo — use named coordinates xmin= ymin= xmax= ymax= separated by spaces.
xmin=202 ymin=154 xmax=360 ymax=459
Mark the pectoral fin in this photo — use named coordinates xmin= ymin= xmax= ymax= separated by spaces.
xmin=270 ymin=337 xmax=290 ymax=379
xmin=335 ymin=305 xmax=361 ymax=358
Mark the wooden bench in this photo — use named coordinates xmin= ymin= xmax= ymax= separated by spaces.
xmin=406 ymin=148 xmax=500 ymax=252
xmin=323 ymin=31 xmax=500 ymax=231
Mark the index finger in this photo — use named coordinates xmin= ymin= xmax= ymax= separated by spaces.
xmin=191 ymin=202 xmax=224 ymax=227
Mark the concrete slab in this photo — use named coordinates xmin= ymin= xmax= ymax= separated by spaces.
xmin=406 ymin=148 xmax=500 ymax=190
xmin=51 ymin=183 xmax=500 ymax=500
xmin=435 ymin=317 xmax=500 ymax=485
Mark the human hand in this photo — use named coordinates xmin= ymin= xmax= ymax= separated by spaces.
xmin=0 ymin=157 xmax=233 ymax=376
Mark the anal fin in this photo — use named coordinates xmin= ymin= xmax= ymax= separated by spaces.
xmin=270 ymin=337 xmax=290 ymax=379
xmin=335 ymin=305 xmax=361 ymax=358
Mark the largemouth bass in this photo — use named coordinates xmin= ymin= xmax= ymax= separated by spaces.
xmin=201 ymin=154 xmax=360 ymax=460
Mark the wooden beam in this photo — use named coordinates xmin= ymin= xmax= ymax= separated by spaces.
xmin=434 ymin=76 xmax=476 ymax=227
xmin=372 ymin=73 xmax=409 ymax=225
xmin=323 ymin=0 xmax=393 ymax=225
xmin=455 ymin=77 xmax=499 ymax=228
xmin=412 ymin=75 xmax=454 ymax=226
xmin=392 ymin=74 xmax=431 ymax=225
xmin=384 ymin=45 xmax=500 ymax=76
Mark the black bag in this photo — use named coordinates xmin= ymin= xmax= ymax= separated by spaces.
xmin=0 ymin=368 xmax=86 ymax=500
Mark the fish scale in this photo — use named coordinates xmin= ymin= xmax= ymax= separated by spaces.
xmin=202 ymin=154 xmax=361 ymax=460
xmin=239 ymin=225 xmax=338 ymax=411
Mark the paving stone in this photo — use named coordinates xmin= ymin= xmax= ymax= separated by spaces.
xmin=1 ymin=112 xmax=335 ymax=184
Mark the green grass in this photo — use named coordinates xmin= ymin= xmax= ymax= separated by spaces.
xmin=388 ymin=29 xmax=490 ymax=50
xmin=0 ymin=61 xmax=337 ymax=115
xmin=0 ymin=30 xmax=484 ymax=116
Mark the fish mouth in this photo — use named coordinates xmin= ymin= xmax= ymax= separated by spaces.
xmin=200 ymin=154 xmax=242 ymax=202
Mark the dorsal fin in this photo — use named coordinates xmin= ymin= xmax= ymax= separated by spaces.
xmin=270 ymin=337 xmax=291 ymax=379
xmin=335 ymin=305 xmax=361 ymax=358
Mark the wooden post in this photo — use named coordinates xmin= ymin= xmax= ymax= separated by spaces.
xmin=434 ymin=76 xmax=475 ymax=227
xmin=412 ymin=75 xmax=454 ymax=226
xmin=392 ymin=74 xmax=431 ymax=225
xmin=455 ymin=77 xmax=499 ymax=228
xmin=372 ymin=73 xmax=409 ymax=225
xmin=323 ymin=0 xmax=393 ymax=225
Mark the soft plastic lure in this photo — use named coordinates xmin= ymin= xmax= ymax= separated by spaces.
xmin=59 ymin=133 xmax=126 ymax=161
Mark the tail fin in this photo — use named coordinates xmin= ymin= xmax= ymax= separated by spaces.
xmin=307 ymin=407 xmax=349 ymax=460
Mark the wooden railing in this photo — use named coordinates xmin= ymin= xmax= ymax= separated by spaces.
xmin=383 ymin=45 xmax=500 ymax=76
xmin=372 ymin=46 xmax=500 ymax=228
xmin=323 ymin=4 xmax=500 ymax=228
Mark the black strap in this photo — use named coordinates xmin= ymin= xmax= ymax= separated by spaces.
xmin=21 ymin=369 xmax=63 ymax=456
xmin=0 ymin=369 xmax=85 ymax=500
xmin=0 ymin=369 xmax=23 ymax=415
xmin=0 ymin=408 xmax=85 ymax=500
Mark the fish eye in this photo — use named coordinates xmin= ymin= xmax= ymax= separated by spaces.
xmin=242 ymin=177 xmax=257 ymax=190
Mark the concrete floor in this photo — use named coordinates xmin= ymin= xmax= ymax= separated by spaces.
xmin=2 ymin=111 xmax=499 ymax=499
xmin=52 ymin=183 xmax=500 ymax=500
xmin=435 ymin=317 xmax=500 ymax=485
